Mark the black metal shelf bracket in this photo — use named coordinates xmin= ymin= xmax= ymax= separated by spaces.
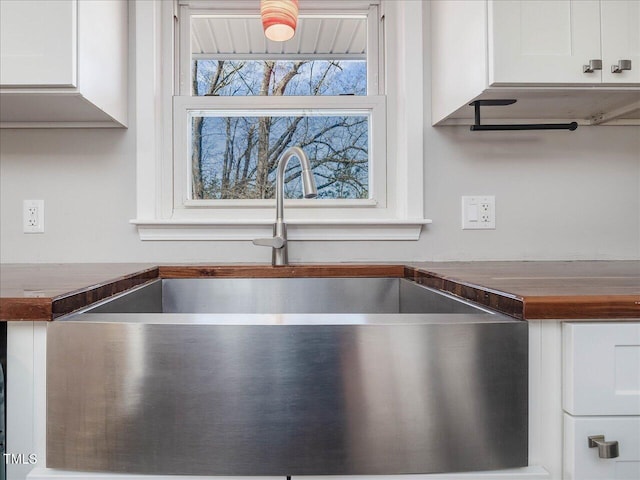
xmin=469 ymin=99 xmax=578 ymax=131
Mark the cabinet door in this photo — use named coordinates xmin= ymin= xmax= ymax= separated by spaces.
xmin=564 ymin=415 xmax=640 ymax=480
xmin=563 ymin=322 xmax=640 ymax=416
xmin=601 ymin=0 xmax=640 ymax=84
xmin=489 ymin=0 xmax=602 ymax=85
xmin=0 ymin=0 xmax=76 ymax=87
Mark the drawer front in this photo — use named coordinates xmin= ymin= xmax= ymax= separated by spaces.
xmin=563 ymin=322 xmax=640 ymax=415
xmin=564 ymin=414 xmax=640 ymax=480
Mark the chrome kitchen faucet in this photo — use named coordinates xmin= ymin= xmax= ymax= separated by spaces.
xmin=253 ymin=146 xmax=317 ymax=266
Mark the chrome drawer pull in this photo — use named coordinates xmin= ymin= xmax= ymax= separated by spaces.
xmin=588 ymin=435 xmax=619 ymax=459
xmin=583 ymin=59 xmax=602 ymax=73
xmin=611 ymin=59 xmax=632 ymax=73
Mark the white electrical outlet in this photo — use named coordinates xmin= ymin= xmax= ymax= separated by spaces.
xmin=23 ymin=200 xmax=45 ymax=233
xmin=462 ymin=196 xmax=495 ymax=229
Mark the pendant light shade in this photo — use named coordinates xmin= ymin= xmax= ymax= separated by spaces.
xmin=261 ymin=0 xmax=299 ymax=42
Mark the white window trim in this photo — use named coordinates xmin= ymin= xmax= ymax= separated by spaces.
xmin=131 ymin=0 xmax=430 ymax=241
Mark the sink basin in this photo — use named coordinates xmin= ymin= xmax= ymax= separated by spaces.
xmin=84 ymin=277 xmax=496 ymax=315
xmin=47 ymin=276 xmax=528 ymax=476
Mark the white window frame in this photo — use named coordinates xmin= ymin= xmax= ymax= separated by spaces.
xmin=131 ymin=0 xmax=430 ymax=241
xmin=174 ymin=96 xmax=386 ymax=212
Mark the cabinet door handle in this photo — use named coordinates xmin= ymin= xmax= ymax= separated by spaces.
xmin=583 ymin=59 xmax=602 ymax=73
xmin=588 ymin=435 xmax=619 ymax=459
xmin=611 ymin=59 xmax=632 ymax=73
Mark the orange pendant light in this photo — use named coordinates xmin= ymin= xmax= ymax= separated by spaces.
xmin=261 ymin=0 xmax=299 ymax=42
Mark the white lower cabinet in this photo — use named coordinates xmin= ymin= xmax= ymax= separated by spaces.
xmin=27 ymin=321 xmax=640 ymax=480
xmin=15 ymin=321 xmax=555 ymax=480
xmin=564 ymin=415 xmax=640 ymax=480
xmin=563 ymin=322 xmax=640 ymax=480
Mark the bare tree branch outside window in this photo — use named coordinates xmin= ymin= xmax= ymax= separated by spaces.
xmin=191 ymin=60 xmax=369 ymax=200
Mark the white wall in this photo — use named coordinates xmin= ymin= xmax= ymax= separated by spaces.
xmin=1 ymin=5 xmax=638 ymax=264
xmin=423 ymin=126 xmax=639 ymax=261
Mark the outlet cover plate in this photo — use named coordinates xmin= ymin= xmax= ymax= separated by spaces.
xmin=23 ymin=199 xmax=45 ymax=233
xmin=462 ymin=196 xmax=495 ymax=230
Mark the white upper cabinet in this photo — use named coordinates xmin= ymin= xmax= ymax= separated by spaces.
xmin=431 ymin=0 xmax=640 ymax=125
xmin=490 ymin=0 xmax=639 ymax=85
xmin=0 ymin=0 xmax=127 ymax=128
xmin=0 ymin=0 xmax=77 ymax=87
xmin=601 ymin=0 xmax=640 ymax=84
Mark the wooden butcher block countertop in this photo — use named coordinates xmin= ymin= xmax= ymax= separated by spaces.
xmin=0 ymin=263 xmax=158 ymax=321
xmin=1 ymin=261 xmax=638 ymax=321
xmin=407 ymin=261 xmax=640 ymax=320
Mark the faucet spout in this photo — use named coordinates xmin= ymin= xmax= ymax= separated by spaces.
xmin=275 ymin=146 xmax=317 ymax=222
xmin=253 ymin=146 xmax=317 ymax=266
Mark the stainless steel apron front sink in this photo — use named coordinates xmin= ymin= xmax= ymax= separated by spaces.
xmin=47 ymin=277 xmax=528 ymax=476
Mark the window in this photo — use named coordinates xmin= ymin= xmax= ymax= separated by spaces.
xmin=176 ymin=1 xmax=384 ymax=206
xmin=133 ymin=0 xmax=428 ymax=240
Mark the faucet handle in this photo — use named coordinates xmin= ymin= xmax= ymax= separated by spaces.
xmin=252 ymin=236 xmax=286 ymax=249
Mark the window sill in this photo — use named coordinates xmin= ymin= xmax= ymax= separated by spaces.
xmin=131 ymin=219 xmax=432 ymax=241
